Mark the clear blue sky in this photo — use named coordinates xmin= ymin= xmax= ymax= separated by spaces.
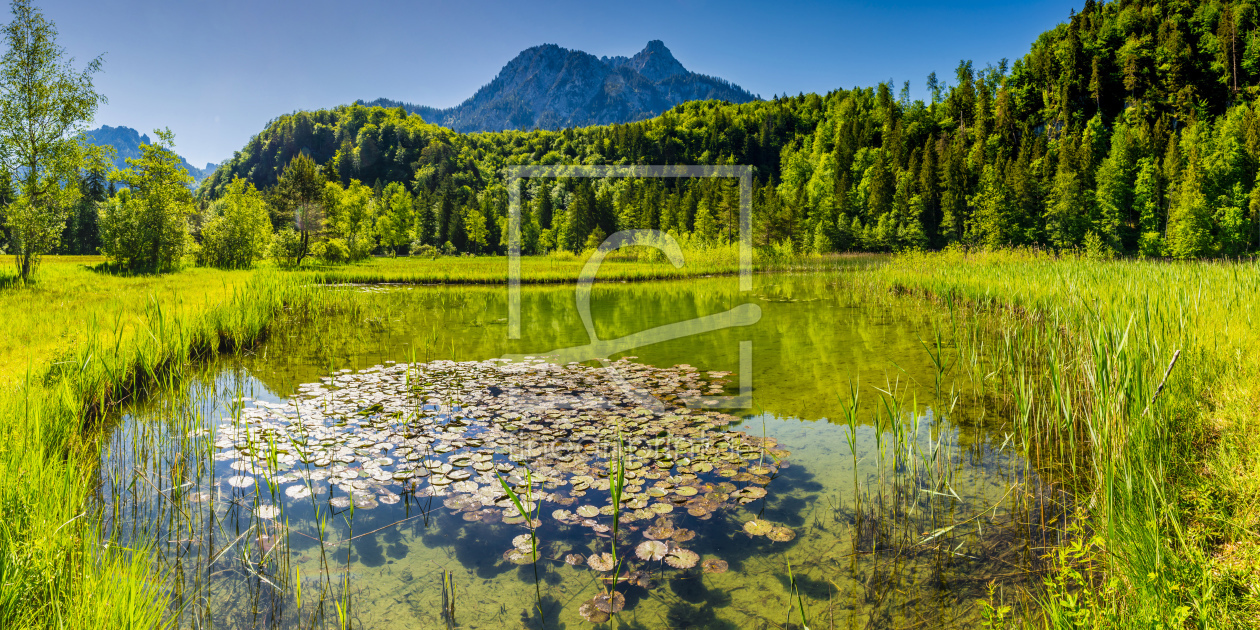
xmin=44 ymin=0 xmax=1079 ymax=167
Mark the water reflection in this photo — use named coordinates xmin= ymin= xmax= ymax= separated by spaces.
xmin=99 ymin=274 xmax=1053 ymax=628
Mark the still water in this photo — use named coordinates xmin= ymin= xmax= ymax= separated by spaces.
xmin=101 ymin=272 xmax=1050 ymax=629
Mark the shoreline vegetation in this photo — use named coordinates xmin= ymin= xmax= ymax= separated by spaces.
xmin=872 ymin=250 xmax=1260 ymax=627
xmin=1 ymin=250 xmax=1257 ymax=627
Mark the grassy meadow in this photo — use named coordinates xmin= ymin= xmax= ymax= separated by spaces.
xmin=866 ymin=250 xmax=1260 ymax=628
xmin=0 ymin=250 xmax=1257 ymax=628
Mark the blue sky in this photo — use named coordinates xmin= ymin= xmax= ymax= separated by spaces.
xmin=45 ymin=0 xmax=1078 ymax=167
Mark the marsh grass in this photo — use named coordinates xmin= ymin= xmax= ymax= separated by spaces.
xmin=0 ymin=261 xmax=371 ymax=628
xmin=866 ymin=249 xmax=1260 ymax=628
xmin=12 ymin=245 xmax=1244 ymax=628
xmin=294 ymin=246 xmax=849 ymax=286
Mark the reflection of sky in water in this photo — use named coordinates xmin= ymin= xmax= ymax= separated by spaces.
xmin=99 ymin=275 xmax=1041 ymax=629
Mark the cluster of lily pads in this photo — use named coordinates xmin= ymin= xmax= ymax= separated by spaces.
xmin=211 ymin=356 xmax=798 ymax=622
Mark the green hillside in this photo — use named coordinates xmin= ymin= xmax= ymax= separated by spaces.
xmin=203 ymin=0 xmax=1260 ymax=259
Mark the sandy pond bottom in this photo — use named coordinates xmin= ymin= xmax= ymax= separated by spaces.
xmin=101 ymin=276 xmax=1039 ymax=629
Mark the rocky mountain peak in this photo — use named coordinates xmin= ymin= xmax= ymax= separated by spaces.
xmin=618 ymin=40 xmax=688 ymax=82
xmin=361 ymin=40 xmax=756 ymax=133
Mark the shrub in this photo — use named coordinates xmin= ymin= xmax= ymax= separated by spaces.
xmin=98 ymin=130 xmax=196 ymax=272
xmin=409 ymin=241 xmax=438 ymax=258
xmin=311 ymin=238 xmax=350 ymax=264
xmin=197 ymin=177 xmax=273 ymax=269
xmin=269 ymin=228 xmax=304 ymax=267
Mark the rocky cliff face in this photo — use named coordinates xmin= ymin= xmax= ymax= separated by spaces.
xmin=362 ymin=40 xmax=756 ymax=132
xmin=82 ymin=125 xmax=218 ymax=183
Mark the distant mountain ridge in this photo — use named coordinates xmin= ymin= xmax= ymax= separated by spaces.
xmin=360 ymin=40 xmax=758 ymax=132
xmin=83 ymin=125 xmax=219 ymax=184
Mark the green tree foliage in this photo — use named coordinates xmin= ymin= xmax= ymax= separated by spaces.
xmin=269 ymin=227 xmax=303 ymax=267
xmin=0 ymin=0 xmax=106 ymax=280
xmin=375 ymin=181 xmax=412 ymax=255
xmin=273 ymin=152 xmax=325 ymax=264
xmin=465 ymin=208 xmax=489 ymax=253
xmin=99 ymin=129 xmax=195 ymax=271
xmin=58 ymin=168 xmax=106 ymax=254
xmin=323 ymin=179 xmax=376 ymax=260
xmin=204 ymin=1 xmax=1260 ymax=259
xmin=197 ymin=177 xmax=272 ymax=269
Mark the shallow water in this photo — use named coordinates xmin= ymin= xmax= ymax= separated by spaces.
xmin=100 ymin=272 xmax=1050 ymax=629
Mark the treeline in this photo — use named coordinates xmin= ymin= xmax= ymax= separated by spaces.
xmin=192 ymin=0 xmax=1260 ymax=260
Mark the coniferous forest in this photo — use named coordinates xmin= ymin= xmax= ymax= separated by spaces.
xmin=193 ymin=0 xmax=1260 ymax=260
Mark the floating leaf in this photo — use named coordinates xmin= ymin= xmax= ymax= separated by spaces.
xmin=767 ymin=526 xmax=796 ymax=542
xmin=701 ymin=559 xmax=729 ymax=574
xmin=743 ymin=519 xmax=772 ymax=536
xmin=226 ymin=476 xmax=254 ymax=489
xmin=671 ymin=528 xmax=696 ymax=543
xmin=284 ymin=485 xmax=311 ymax=499
xmin=578 ymin=601 xmax=610 ymax=623
xmin=592 ymin=591 xmax=625 ymax=613
xmin=665 ymin=548 xmax=698 ymax=569
xmin=512 ymin=534 xmax=534 ymax=553
xmin=636 ymin=540 xmax=669 ymax=561
xmin=587 ymin=552 xmax=615 ymax=572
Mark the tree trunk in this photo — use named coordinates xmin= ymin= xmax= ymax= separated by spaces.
xmin=297 ymin=229 xmax=309 ymax=266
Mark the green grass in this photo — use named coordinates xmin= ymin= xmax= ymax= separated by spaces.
xmin=0 ymin=248 xmax=836 ymax=628
xmin=866 ymin=248 xmax=1260 ymax=628
xmin=13 ymin=247 xmax=1241 ymax=628
xmin=0 ymin=262 xmax=366 ymax=628
xmin=294 ymin=247 xmax=841 ymax=285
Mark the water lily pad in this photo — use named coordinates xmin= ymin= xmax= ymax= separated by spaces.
xmin=701 ymin=559 xmax=729 ymax=574
xmin=743 ymin=519 xmax=772 ymax=536
xmin=576 ymin=505 xmax=600 ymax=518
xmin=636 ymin=540 xmax=668 ymax=561
xmin=665 ymin=548 xmax=698 ymax=569
xmin=592 ymin=591 xmax=625 ymax=613
xmin=255 ymin=505 xmax=281 ymax=519
xmin=503 ymin=548 xmax=531 ymax=565
xmin=226 ymin=475 xmax=254 ymax=489
xmin=587 ymin=552 xmax=615 ymax=572
xmin=285 ymin=485 xmax=312 ymax=499
xmin=767 ymin=526 xmax=795 ymax=542
xmin=578 ymin=601 xmax=610 ymax=623
xmin=512 ymin=534 xmax=534 ymax=553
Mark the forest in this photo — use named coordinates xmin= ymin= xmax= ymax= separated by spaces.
xmin=176 ymin=0 xmax=1260 ymax=261
xmin=10 ymin=0 xmax=1260 ymax=264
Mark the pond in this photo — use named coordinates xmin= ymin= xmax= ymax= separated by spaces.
xmin=99 ymin=271 xmax=1056 ymax=629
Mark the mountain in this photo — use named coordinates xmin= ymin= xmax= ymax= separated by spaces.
xmin=208 ymin=0 xmax=1260 ymax=260
xmin=82 ymin=125 xmax=219 ymax=184
xmin=360 ymin=40 xmax=758 ymax=132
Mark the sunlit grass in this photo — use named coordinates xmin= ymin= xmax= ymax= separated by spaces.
xmin=0 ymin=247 xmax=834 ymax=628
xmin=869 ymin=248 xmax=1260 ymax=628
xmin=0 ymin=256 xmax=253 ymax=386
